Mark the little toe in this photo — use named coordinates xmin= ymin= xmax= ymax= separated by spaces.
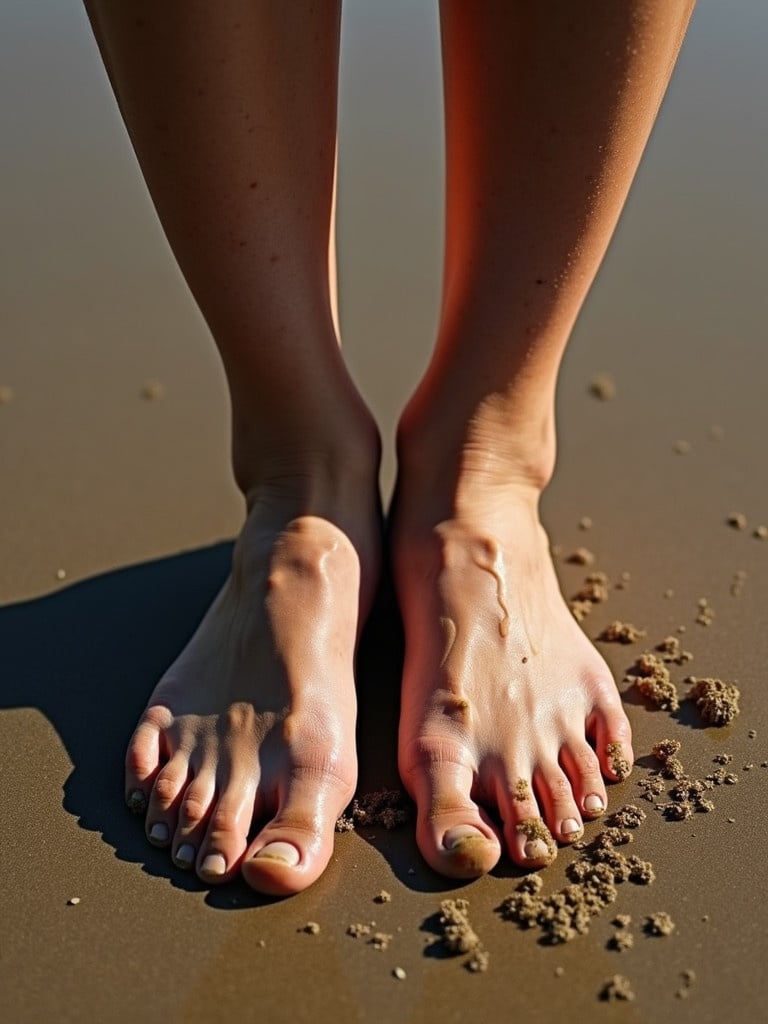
xmin=242 ymin=769 xmax=350 ymax=896
xmin=561 ymin=739 xmax=608 ymax=819
xmin=145 ymin=753 xmax=189 ymax=846
xmin=197 ymin=778 xmax=257 ymax=885
xmin=408 ymin=756 xmax=500 ymax=879
xmin=125 ymin=710 xmax=167 ymax=814
xmin=497 ymin=776 xmax=556 ymax=869
xmin=591 ymin=704 xmax=635 ymax=782
xmin=171 ymin=771 xmax=216 ymax=870
xmin=534 ymin=763 xmax=584 ymax=844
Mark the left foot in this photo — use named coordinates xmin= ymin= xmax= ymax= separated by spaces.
xmin=391 ymin=428 xmax=633 ymax=879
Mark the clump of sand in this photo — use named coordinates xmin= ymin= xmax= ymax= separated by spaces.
xmin=695 ymin=598 xmax=715 ymax=626
xmin=600 ymin=975 xmax=635 ymax=1001
xmin=608 ymin=929 xmax=634 ymax=952
xmin=566 ymin=547 xmax=596 ymax=566
xmin=644 ymin=912 xmax=675 ymax=936
xmin=336 ymin=789 xmax=412 ymax=832
xmin=437 ymin=899 xmax=489 ymax=972
xmin=517 ymin=817 xmax=557 ymax=864
xmin=655 ymin=635 xmax=693 ymax=664
xmin=574 ymin=571 xmax=610 ymax=603
xmin=726 ymin=513 xmax=747 ymax=530
xmin=687 ymin=676 xmax=740 ymax=725
xmin=625 ymin=653 xmax=679 ymax=712
xmin=598 ymin=621 xmax=646 ymax=644
xmin=607 ymin=804 xmax=646 ymax=830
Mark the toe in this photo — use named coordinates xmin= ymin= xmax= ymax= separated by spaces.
xmin=534 ymin=762 xmax=584 ymax=844
xmin=495 ymin=772 xmax=556 ymax=869
xmin=242 ymin=767 xmax=352 ymax=896
xmin=560 ymin=739 xmax=608 ymax=820
xmin=197 ymin=775 xmax=258 ymax=885
xmin=171 ymin=769 xmax=216 ymax=870
xmin=405 ymin=749 xmax=500 ymax=879
xmin=125 ymin=706 xmax=169 ymax=814
xmin=145 ymin=752 xmax=189 ymax=847
xmin=589 ymin=695 xmax=634 ymax=782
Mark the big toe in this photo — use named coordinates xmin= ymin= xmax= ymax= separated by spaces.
xmin=406 ymin=753 xmax=501 ymax=879
xmin=242 ymin=769 xmax=352 ymax=896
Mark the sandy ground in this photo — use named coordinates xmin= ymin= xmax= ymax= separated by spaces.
xmin=2 ymin=2 xmax=768 ymax=1022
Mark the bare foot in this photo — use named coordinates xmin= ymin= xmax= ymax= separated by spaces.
xmin=125 ymin=460 xmax=381 ymax=896
xmin=392 ymin=464 xmax=632 ymax=879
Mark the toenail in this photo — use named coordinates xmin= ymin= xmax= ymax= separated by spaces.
xmin=524 ymin=839 xmax=550 ymax=860
xmin=561 ymin=818 xmax=581 ymax=836
xmin=443 ymin=825 xmax=485 ymax=851
xmin=253 ymin=841 xmax=300 ymax=867
xmin=201 ymin=853 xmax=227 ymax=877
xmin=175 ymin=844 xmax=196 ymax=868
xmin=584 ymin=794 xmax=605 ymax=814
xmin=148 ymin=822 xmax=169 ymax=845
xmin=127 ymin=789 xmax=147 ymax=815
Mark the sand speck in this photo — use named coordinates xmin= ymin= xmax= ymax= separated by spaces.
xmin=726 ymin=513 xmax=747 ymax=530
xmin=141 ymin=379 xmax=165 ymax=400
xmin=590 ymin=373 xmax=616 ymax=400
xmin=374 ymin=890 xmax=392 ymax=904
xmin=673 ymin=440 xmax=691 ymax=454
xmin=55 ymin=569 xmax=67 ymax=581
xmin=754 ymin=525 xmax=768 ymax=540
xmin=301 ymin=922 xmax=321 ymax=935
xmin=0 ymin=385 xmax=14 ymax=404
xmin=578 ymin=516 xmax=593 ymax=530
xmin=392 ymin=967 xmax=406 ymax=980
xmin=67 ymin=897 xmax=81 ymax=906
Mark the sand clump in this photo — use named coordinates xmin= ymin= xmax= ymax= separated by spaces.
xmin=436 ymin=899 xmax=489 ymax=973
xmin=517 ymin=818 xmax=557 ymax=864
xmin=726 ymin=512 xmax=747 ymax=530
xmin=655 ymin=635 xmax=693 ymax=665
xmin=600 ymin=975 xmax=635 ymax=1001
xmin=566 ymin=547 xmax=596 ymax=567
xmin=730 ymin=570 xmax=747 ymax=596
xmin=754 ymin=525 xmax=768 ymax=540
xmin=301 ymin=922 xmax=321 ymax=935
xmin=374 ymin=890 xmax=391 ymax=904
xmin=687 ymin=676 xmax=740 ymax=725
xmin=625 ymin=653 xmax=679 ymax=712
xmin=695 ymin=598 xmax=715 ymax=626
xmin=644 ymin=912 xmax=675 ymax=936
xmin=608 ymin=929 xmax=634 ymax=952
xmin=336 ymin=789 xmax=411 ymax=832
xmin=673 ymin=439 xmax=691 ymax=454
xmin=598 ymin=620 xmax=646 ymax=644
xmin=578 ymin=516 xmax=593 ymax=530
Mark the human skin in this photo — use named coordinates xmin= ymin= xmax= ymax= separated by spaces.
xmin=84 ymin=0 xmax=694 ymax=892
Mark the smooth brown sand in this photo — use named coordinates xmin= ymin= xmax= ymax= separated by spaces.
xmin=2 ymin=2 xmax=768 ymax=1022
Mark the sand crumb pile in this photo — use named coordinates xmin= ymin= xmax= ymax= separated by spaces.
xmin=336 ymin=788 xmax=412 ymax=832
xmin=600 ymin=975 xmax=635 ymax=1001
xmin=687 ymin=676 xmax=741 ymax=725
xmin=655 ymin=635 xmax=693 ymax=664
xmin=598 ymin=621 xmax=646 ymax=644
xmin=567 ymin=547 xmax=595 ymax=566
xmin=644 ymin=911 xmax=675 ymax=936
xmin=436 ymin=899 xmax=489 ymax=972
xmin=517 ymin=817 xmax=557 ymax=864
xmin=730 ymin=570 xmax=747 ymax=596
xmin=625 ymin=653 xmax=680 ymax=712
xmin=574 ymin=571 xmax=610 ymax=603
xmin=589 ymin=373 xmax=616 ymax=400
xmin=695 ymin=598 xmax=715 ymax=626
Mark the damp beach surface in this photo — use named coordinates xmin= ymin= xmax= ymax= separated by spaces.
xmin=2 ymin=2 xmax=768 ymax=1023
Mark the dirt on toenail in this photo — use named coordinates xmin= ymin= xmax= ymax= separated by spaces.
xmin=687 ymin=676 xmax=741 ymax=725
xmin=600 ymin=975 xmax=635 ymax=1001
xmin=516 ymin=818 xmax=557 ymax=863
xmin=126 ymin=790 xmax=147 ymax=816
xmin=598 ymin=621 xmax=646 ymax=644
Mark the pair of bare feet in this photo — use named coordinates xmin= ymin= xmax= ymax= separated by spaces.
xmin=125 ymin=400 xmax=633 ymax=896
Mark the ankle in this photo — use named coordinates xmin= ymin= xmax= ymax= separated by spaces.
xmin=396 ymin=393 xmax=556 ymax=520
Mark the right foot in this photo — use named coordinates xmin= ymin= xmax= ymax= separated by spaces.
xmin=125 ymin=445 xmax=381 ymax=896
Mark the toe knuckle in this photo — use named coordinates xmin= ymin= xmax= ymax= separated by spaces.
xmin=180 ymin=791 xmax=208 ymax=823
xmin=153 ymin=775 xmax=179 ymax=805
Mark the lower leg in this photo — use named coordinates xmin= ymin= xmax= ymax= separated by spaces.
xmin=86 ymin=0 xmax=381 ymax=894
xmin=394 ymin=0 xmax=694 ymax=877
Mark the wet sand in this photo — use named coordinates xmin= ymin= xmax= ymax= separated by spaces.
xmin=2 ymin=2 xmax=767 ymax=1022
